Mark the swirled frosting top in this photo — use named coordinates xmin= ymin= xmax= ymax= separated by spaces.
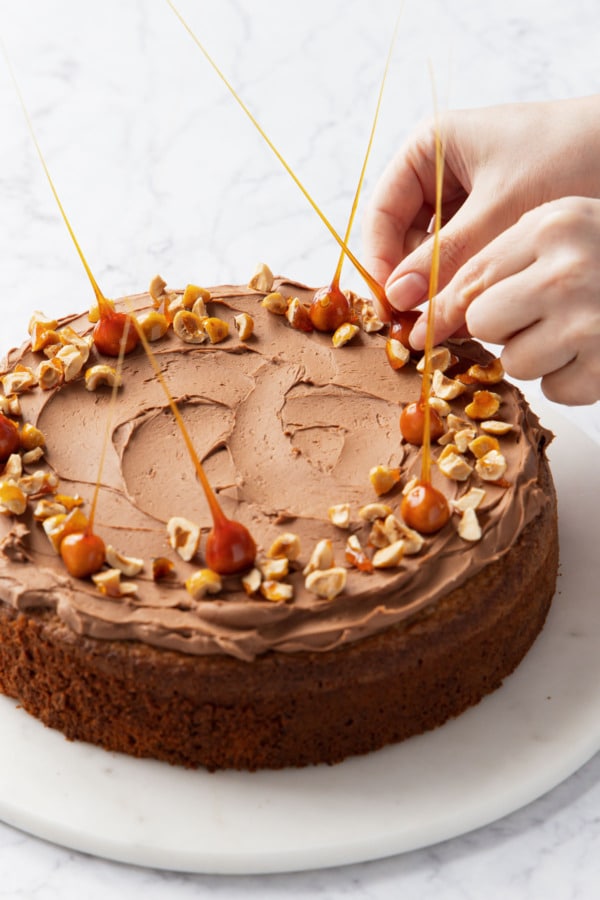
xmin=0 ymin=279 xmax=552 ymax=661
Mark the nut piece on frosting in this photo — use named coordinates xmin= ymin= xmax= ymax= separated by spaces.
xmin=84 ymin=365 xmax=122 ymax=392
xmin=0 ymin=481 xmax=27 ymax=516
xmin=166 ymin=516 xmax=201 ymax=562
xmin=248 ymin=262 xmax=274 ymax=293
xmin=1 ymin=366 xmax=37 ymax=395
xmin=267 ymin=532 xmax=301 ymax=561
xmin=259 ymin=557 xmax=289 ymax=581
xmin=457 ymin=507 xmax=483 ymax=542
xmin=234 ymin=313 xmax=254 ymax=341
xmin=182 ymin=284 xmax=211 ymax=309
xmin=305 ymin=566 xmax=347 ymax=600
xmin=358 ymin=502 xmax=393 ymax=522
xmin=173 ymin=310 xmax=208 ymax=344
xmin=303 ymin=538 xmax=334 ymax=576
xmin=138 ymin=310 xmax=169 ymax=342
xmin=328 ymin=503 xmax=351 ymax=529
xmin=416 ymin=346 xmax=453 ymax=374
xmin=261 ymin=291 xmax=289 ymax=315
xmin=475 ymin=449 xmax=508 ymax=482
xmin=385 ymin=338 xmax=410 ymax=371
xmin=465 ymin=390 xmax=501 ymax=420
xmin=332 ymin=323 xmax=360 ymax=348
xmin=185 ymin=568 xmax=223 ymax=600
xmin=369 ymin=465 xmax=402 ymax=496
xmin=203 ymin=317 xmax=230 ymax=344
xmin=242 ymin=567 xmax=262 ymax=596
xmin=105 ymin=545 xmax=144 ymax=577
xmin=92 ymin=568 xmax=139 ymax=598
xmin=260 ymin=580 xmax=294 ymax=602
xmin=467 ymin=357 xmax=504 ymax=385
xmin=372 ymin=539 xmax=405 ymax=569
xmin=36 ymin=358 xmax=64 ymax=391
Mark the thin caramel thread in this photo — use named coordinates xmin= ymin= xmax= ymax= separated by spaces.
xmin=1 ymin=41 xmax=108 ymax=311
xmin=331 ymin=9 xmax=402 ymax=292
xmin=166 ymin=0 xmax=387 ymax=306
xmin=420 ymin=72 xmax=444 ymax=485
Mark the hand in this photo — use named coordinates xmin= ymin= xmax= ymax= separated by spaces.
xmin=363 ymin=96 xmax=600 ymax=314
xmin=415 ymin=197 xmax=600 ymax=406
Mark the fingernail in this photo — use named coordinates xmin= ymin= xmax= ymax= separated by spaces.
xmin=409 ymin=318 xmax=427 ymax=350
xmin=385 ymin=272 xmax=428 ymax=310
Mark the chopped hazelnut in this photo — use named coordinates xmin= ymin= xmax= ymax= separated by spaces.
xmin=304 ymin=566 xmax=347 ymax=600
xmin=248 ymin=262 xmax=275 ymax=293
xmin=457 ymin=507 xmax=483 ymax=542
xmin=267 ymin=532 xmax=301 ymax=561
xmin=332 ymin=323 xmax=360 ymax=348
xmin=372 ymin=539 xmax=405 ymax=568
xmin=166 ymin=516 xmax=201 ymax=562
xmin=328 ymin=503 xmax=351 ymax=529
xmin=185 ymin=568 xmax=223 ymax=599
xmin=369 ymin=465 xmax=402 ymax=496
xmin=234 ymin=312 xmax=254 ymax=341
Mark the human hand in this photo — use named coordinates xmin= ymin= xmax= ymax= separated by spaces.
xmin=414 ymin=197 xmax=600 ymax=405
xmin=363 ymin=96 xmax=600 ymax=316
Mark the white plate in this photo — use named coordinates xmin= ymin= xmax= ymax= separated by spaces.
xmin=1 ymin=402 xmax=599 ymax=875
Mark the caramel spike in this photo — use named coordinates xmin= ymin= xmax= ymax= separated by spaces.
xmin=1 ymin=41 xmax=108 ymax=310
xmin=166 ymin=0 xmax=387 ymax=304
xmin=419 ymin=71 xmax=444 ymax=485
xmin=332 ymin=9 xmax=402 ymax=290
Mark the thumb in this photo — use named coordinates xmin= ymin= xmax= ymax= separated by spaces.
xmin=384 ymin=181 xmax=503 ymax=312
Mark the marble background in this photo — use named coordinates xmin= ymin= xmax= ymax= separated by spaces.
xmin=0 ymin=0 xmax=598 ymax=896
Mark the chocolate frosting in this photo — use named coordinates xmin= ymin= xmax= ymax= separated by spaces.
xmin=0 ymin=280 xmax=552 ymax=661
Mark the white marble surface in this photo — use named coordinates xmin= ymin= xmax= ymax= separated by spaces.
xmin=0 ymin=0 xmax=599 ymax=896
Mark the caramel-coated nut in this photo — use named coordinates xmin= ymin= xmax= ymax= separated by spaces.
xmin=105 ymin=545 xmax=144 ymax=577
xmin=185 ymin=568 xmax=223 ymax=599
xmin=42 ymin=508 xmax=89 ymax=553
xmin=234 ymin=312 xmax=254 ymax=341
xmin=385 ymin=338 xmax=410 ymax=371
xmin=166 ymin=516 xmax=201 ymax=562
xmin=85 ymin=364 xmax=123 ymax=391
xmin=173 ymin=310 xmax=208 ymax=344
xmin=372 ymin=539 xmax=405 ymax=569
xmin=28 ymin=310 xmax=58 ymax=338
xmin=328 ymin=503 xmax=351 ymax=529
xmin=21 ymin=447 xmax=45 ymax=466
xmin=369 ymin=465 xmax=402 ymax=496
xmin=332 ymin=323 xmax=360 ymax=348
xmin=57 ymin=327 xmax=92 ymax=357
xmin=191 ymin=297 xmax=209 ymax=319
xmin=267 ymin=532 xmax=301 ymax=561
xmin=248 ymin=262 xmax=275 ymax=293
xmin=475 ymin=449 xmax=507 ymax=481
xmin=302 ymin=538 xmax=334 ymax=575
xmin=457 ymin=507 xmax=483 ymax=542
xmin=304 ymin=566 xmax=347 ymax=600
xmin=465 ymin=390 xmax=501 ymax=420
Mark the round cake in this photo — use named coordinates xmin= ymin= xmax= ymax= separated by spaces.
xmin=0 ymin=276 xmax=558 ymax=770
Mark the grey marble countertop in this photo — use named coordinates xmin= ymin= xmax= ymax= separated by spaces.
xmin=0 ymin=0 xmax=598 ymax=896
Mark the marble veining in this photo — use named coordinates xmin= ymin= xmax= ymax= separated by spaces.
xmin=0 ymin=0 xmax=598 ymax=895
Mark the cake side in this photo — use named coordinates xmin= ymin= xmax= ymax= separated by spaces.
xmin=0 ymin=455 xmax=557 ymax=770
